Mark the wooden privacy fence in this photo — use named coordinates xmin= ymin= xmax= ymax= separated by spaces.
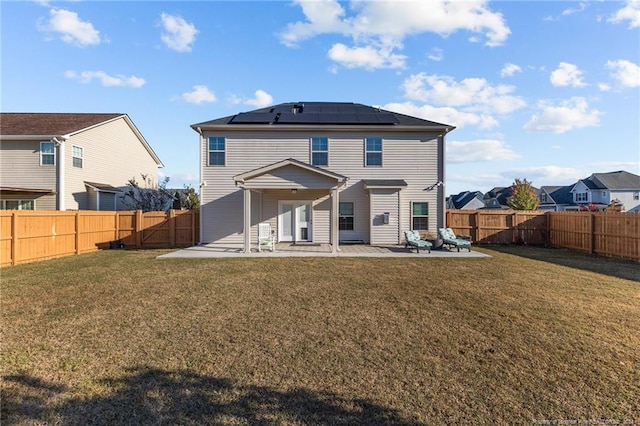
xmin=0 ymin=209 xmax=199 ymax=266
xmin=446 ymin=210 xmax=640 ymax=261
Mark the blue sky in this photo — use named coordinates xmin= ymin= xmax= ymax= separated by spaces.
xmin=2 ymin=0 xmax=639 ymax=195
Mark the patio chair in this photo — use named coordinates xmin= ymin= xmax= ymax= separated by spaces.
xmin=258 ymin=222 xmax=275 ymax=252
xmin=438 ymin=228 xmax=472 ymax=252
xmin=404 ymin=230 xmax=432 ymax=253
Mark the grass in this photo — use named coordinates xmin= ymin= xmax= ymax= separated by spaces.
xmin=1 ymin=247 xmax=639 ymax=424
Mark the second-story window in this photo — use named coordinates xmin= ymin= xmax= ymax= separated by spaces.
xmin=576 ymin=192 xmax=588 ymax=202
xmin=40 ymin=142 xmax=55 ymax=166
xmin=208 ymin=136 xmax=225 ymax=166
xmin=541 ymin=193 xmax=547 ymax=202
xmin=365 ymin=137 xmax=382 ymax=166
xmin=311 ymin=137 xmax=328 ymax=166
xmin=72 ymin=146 xmax=83 ymax=168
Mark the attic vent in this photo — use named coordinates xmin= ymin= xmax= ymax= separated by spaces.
xmin=292 ymin=104 xmax=304 ymax=114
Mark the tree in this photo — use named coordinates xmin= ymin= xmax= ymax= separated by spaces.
xmin=507 ymin=178 xmax=539 ymax=210
xmin=121 ymin=173 xmax=174 ymax=212
xmin=172 ymin=185 xmax=200 ymax=210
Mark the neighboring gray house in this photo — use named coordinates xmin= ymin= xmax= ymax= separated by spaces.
xmin=482 ymin=187 xmax=512 ymax=209
xmin=570 ymin=170 xmax=640 ymax=212
xmin=193 ymin=102 xmax=454 ymax=253
xmin=0 ymin=113 xmax=163 ymax=210
xmin=538 ymin=185 xmax=574 ymax=211
xmin=447 ymin=190 xmax=485 ymax=210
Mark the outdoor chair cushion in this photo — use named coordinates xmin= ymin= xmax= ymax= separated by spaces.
xmin=404 ymin=230 xmax=432 ymax=253
xmin=438 ymin=228 xmax=471 ymax=252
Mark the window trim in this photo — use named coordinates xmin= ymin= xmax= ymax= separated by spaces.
xmin=72 ymin=145 xmax=83 ymax=168
xmin=2 ymin=199 xmax=35 ymax=210
xmin=411 ymin=201 xmax=429 ymax=231
xmin=40 ymin=141 xmax=55 ymax=166
xmin=208 ymin=136 xmax=226 ymax=166
xmin=364 ymin=137 xmax=382 ymax=167
xmin=310 ymin=137 xmax=329 ymax=166
xmin=576 ymin=192 xmax=588 ymax=202
xmin=339 ymin=201 xmax=354 ymax=231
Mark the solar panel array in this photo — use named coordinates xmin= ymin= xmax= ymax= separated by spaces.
xmin=230 ymin=103 xmax=399 ymax=125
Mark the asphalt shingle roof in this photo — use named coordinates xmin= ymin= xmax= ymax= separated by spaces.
xmin=590 ymin=170 xmax=640 ymax=190
xmin=192 ymin=102 xmax=454 ymax=128
xmin=0 ymin=113 xmax=123 ymax=136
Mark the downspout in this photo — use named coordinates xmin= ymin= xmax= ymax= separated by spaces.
xmin=52 ymin=136 xmax=68 ymax=210
xmin=196 ymin=126 xmax=204 ymax=244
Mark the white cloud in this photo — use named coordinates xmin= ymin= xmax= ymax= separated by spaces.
xmin=64 ymin=70 xmax=145 ymax=88
xmin=383 ymin=102 xmax=498 ymax=129
xmin=598 ymin=82 xmax=611 ymax=92
xmin=523 ymin=97 xmax=602 ymax=134
xmin=231 ymin=90 xmax=274 ymax=108
xmin=427 ymin=48 xmax=443 ymax=62
xmin=38 ymin=8 xmax=101 ymax=47
xmin=280 ymin=0 xmax=510 ymax=70
xmin=561 ymin=2 xmax=587 ymax=16
xmin=401 ymin=73 xmax=526 ymax=114
xmin=182 ymin=85 xmax=216 ymax=104
xmin=500 ymin=166 xmax=583 ymax=186
xmin=327 ymin=43 xmax=406 ymax=70
xmin=160 ymin=13 xmax=198 ymax=52
xmin=500 ymin=63 xmax=522 ymax=78
xmin=550 ymin=62 xmax=586 ymax=87
xmin=608 ymin=0 xmax=640 ymax=28
xmin=447 ymin=139 xmax=520 ymax=163
xmin=606 ymin=59 xmax=640 ymax=88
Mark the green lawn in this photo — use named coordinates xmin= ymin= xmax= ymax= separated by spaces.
xmin=1 ymin=247 xmax=638 ymax=424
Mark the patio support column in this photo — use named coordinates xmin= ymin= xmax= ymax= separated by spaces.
xmin=243 ymin=188 xmax=251 ymax=253
xmin=331 ymin=188 xmax=339 ymax=253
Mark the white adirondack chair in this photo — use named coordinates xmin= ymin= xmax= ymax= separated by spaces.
xmin=258 ymin=222 xmax=275 ymax=252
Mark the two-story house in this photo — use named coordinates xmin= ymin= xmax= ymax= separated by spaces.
xmin=192 ymin=102 xmax=454 ymax=253
xmin=570 ymin=170 xmax=640 ymax=212
xmin=538 ymin=185 xmax=574 ymax=211
xmin=0 ymin=113 xmax=163 ymax=211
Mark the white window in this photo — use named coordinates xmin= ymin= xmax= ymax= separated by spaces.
xmin=576 ymin=192 xmax=588 ymax=202
xmin=365 ymin=137 xmax=382 ymax=166
xmin=311 ymin=137 xmax=328 ymax=166
xmin=2 ymin=199 xmax=35 ymax=210
xmin=40 ymin=142 xmax=55 ymax=166
xmin=208 ymin=137 xmax=225 ymax=166
xmin=411 ymin=202 xmax=428 ymax=231
xmin=339 ymin=202 xmax=354 ymax=231
xmin=634 ymin=192 xmax=639 ymax=200
xmin=72 ymin=146 xmax=83 ymax=168
xmin=541 ymin=193 xmax=547 ymax=202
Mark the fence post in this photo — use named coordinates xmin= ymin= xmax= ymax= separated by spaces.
xmin=590 ymin=213 xmax=596 ymax=254
xmin=115 ymin=212 xmax=120 ymax=241
xmin=191 ymin=211 xmax=196 ymax=246
xmin=474 ymin=211 xmax=479 ymax=243
xmin=135 ymin=210 xmax=143 ymax=248
xmin=546 ymin=212 xmax=551 ymax=247
xmin=11 ymin=212 xmax=17 ymax=265
xmin=169 ymin=209 xmax=176 ymax=247
xmin=75 ymin=212 xmax=81 ymax=254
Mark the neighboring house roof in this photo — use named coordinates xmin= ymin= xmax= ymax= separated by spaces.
xmin=590 ymin=170 xmax=640 ymax=190
xmin=448 ymin=191 xmax=484 ymax=209
xmin=483 ymin=187 xmax=511 ymax=207
xmin=192 ymin=102 xmax=455 ymax=130
xmin=540 ymin=185 xmax=573 ymax=205
xmin=0 ymin=112 xmax=164 ymax=167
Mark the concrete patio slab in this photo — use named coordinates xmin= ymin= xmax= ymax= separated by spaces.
xmin=157 ymin=243 xmax=491 ymax=259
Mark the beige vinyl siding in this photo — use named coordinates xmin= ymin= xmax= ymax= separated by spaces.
xmin=246 ymin=165 xmax=339 ymax=190
xmin=65 ymin=117 xmax=160 ymax=210
xmin=0 ymin=193 xmax=56 ymax=210
xmin=0 ymin=140 xmax=57 ymax=194
xmin=200 ymin=131 xmax=444 ymax=245
xmin=369 ymin=189 xmax=400 ymax=244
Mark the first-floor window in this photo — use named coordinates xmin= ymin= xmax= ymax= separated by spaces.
xmin=40 ymin=142 xmax=55 ymax=165
xmin=2 ymin=199 xmax=35 ymax=210
xmin=411 ymin=202 xmax=428 ymax=231
xmin=339 ymin=202 xmax=354 ymax=231
xmin=72 ymin=145 xmax=83 ymax=168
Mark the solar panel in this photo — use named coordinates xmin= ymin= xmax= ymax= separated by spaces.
xmin=276 ymin=112 xmax=398 ymax=125
xmin=231 ymin=113 xmax=276 ymax=124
